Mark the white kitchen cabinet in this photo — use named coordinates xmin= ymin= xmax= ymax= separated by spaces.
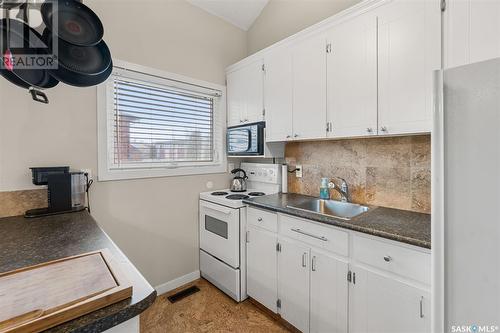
xmin=246 ymin=226 xmax=278 ymax=313
xmin=377 ymin=0 xmax=441 ymax=135
xmin=226 ymin=60 xmax=264 ymax=127
xmin=277 ymin=237 xmax=310 ymax=333
xmin=264 ymin=49 xmax=293 ymax=142
xmin=349 ymin=266 xmax=431 ymax=333
xmin=310 ymin=251 xmax=349 ymax=333
xmin=444 ymin=0 xmax=500 ymax=69
xmin=291 ymin=33 xmax=327 ymax=140
xmin=327 ymin=13 xmax=378 ymax=138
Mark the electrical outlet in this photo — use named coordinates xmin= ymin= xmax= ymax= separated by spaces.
xmin=81 ymin=168 xmax=92 ymax=180
xmin=295 ymin=165 xmax=302 ymax=178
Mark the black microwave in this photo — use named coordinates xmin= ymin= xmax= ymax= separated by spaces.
xmin=227 ymin=122 xmax=265 ymax=156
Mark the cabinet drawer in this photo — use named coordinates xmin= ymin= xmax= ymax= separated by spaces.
xmin=247 ymin=207 xmax=278 ymax=233
xmin=352 ymin=235 xmax=430 ymax=285
xmin=279 ymin=214 xmax=348 ymax=256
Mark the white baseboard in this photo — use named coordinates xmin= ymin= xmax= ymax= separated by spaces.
xmin=155 ymin=270 xmax=200 ymax=296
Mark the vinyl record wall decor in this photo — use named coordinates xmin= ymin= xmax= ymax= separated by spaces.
xmin=0 ymin=0 xmax=112 ymax=103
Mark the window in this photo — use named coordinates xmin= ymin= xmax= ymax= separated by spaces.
xmin=98 ymin=61 xmax=226 ymax=181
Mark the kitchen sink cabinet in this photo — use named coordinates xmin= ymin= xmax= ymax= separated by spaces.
xmin=349 ymin=266 xmax=431 ymax=333
xmin=245 ymin=207 xmax=430 ymax=333
xmin=376 ymin=0 xmax=441 ymax=135
xmin=277 ymin=237 xmax=311 ymax=333
xmin=246 ymin=225 xmax=278 ymax=313
xmin=326 ymin=12 xmax=378 ymax=139
xmin=226 ymin=59 xmax=264 ymax=127
xmin=309 ymin=250 xmax=349 ymax=333
xmin=443 ymin=0 xmax=500 ymax=69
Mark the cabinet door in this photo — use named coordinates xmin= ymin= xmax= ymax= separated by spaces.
xmin=226 ymin=60 xmax=264 ymax=127
xmin=327 ymin=13 xmax=377 ymax=138
xmin=444 ymin=0 xmax=500 ymax=68
xmin=246 ymin=226 xmax=278 ymax=312
xmin=377 ymin=0 xmax=441 ymax=135
xmin=350 ymin=266 xmax=431 ymax=333
xmin=310 ymin=251 xmax=349 ymax=333
xmin=278 ymin=237 xmax=310 ymax=333
xmin=292 ymin=33 xmax=327 ymax=140
xmin=264 ymin=49 xmax=293 ymax=142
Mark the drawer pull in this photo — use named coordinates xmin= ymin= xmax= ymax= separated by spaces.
xmin=302 ymin=252 xmax=307 ymax=268
xmin=291 ymin=228 xmax=328 ymax=241
xmin=311 ymin=256 xmax=317 ymax=271
xmin=420 ymin=296 xmax=424 ymax=318
xmin=257 ymin=217 xmax=263 ymax=222
xmin=383 ymin=255 xmax=392 ymax=262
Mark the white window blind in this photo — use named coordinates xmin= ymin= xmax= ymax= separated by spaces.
xmin=98 ymin=61 xmax=226 ymax=181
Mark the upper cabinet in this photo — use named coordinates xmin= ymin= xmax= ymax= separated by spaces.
xmin=226 ymin=59 xmax=264 ymax=127
xmin=376 ymin=0 xmax=441 ymax=135
xmin=226 ymin=0 xmax=442 ymax=140
xmin=444 ymin=0 xmax=500 ymax=69
xmin=291 ymin=33 xmax=328 ymax=140
xmin=326 ymin=13 xmax=378 ymax=138
xmin=264 ymin=48 xmax=293 ymax=142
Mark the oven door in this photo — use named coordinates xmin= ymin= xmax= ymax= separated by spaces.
xmin=199 ymin=200 xmax=240 ymax=268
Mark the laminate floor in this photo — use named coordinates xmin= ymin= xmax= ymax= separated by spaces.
xmin=140 ymin=278 xmax=290 ymax=333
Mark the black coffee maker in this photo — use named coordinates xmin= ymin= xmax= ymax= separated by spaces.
xmin=25 ymin=166 xmax=87 ymax=218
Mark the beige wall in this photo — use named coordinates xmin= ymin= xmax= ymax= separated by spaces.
xmin=247 ymin=0 xmax=361 ymax=55
xmin=0 ymin=0 xmax=246 ymax=287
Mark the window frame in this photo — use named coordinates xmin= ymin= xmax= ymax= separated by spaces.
xmin=97 ymin=60 xmax=227 ymax=181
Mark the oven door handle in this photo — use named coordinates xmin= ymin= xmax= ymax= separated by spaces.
xmin=201 ymin=201 xmax=233 ymax=215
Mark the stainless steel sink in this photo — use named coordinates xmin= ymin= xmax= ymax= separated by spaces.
xmin=287 ymin=198 xmax=369 ymax=220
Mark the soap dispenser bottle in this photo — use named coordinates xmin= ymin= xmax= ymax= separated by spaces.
xmin=320 ymin=177 xmax=330 ymax=199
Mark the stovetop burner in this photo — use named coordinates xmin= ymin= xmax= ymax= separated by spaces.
xmin=248 ymin=192 xmax=265 ymax=196
xmin=226 ymin=194 xmax=250 ymax=200
xmin=211 ymin=191 xmax=228 ymax=196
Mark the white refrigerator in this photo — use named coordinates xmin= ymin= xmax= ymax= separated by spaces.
xmin=433 ymin=58 xmax=500 ymax=332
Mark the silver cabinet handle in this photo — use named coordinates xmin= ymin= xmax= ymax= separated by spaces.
xmin=420 ymin=296 xmax=424 ymax=318
xmin=244 ymin=119 xmax=248 ymax=122
xmin=383 ymin=255 xmax=392 ymax=262
xmin=381 ymin=126 xmax=388 ymax=132
xmin=367 ymin=127 xmax=373 ymax=133
xmin=257 ymin=217 xmax=263 ymax=222
xmin=302 ymin=252 xmax=307 ymax=267
xmin=311 ymin=256 xmax=317 ymax=271
xmin=291 ymin=228 xmax=328 ymax=241
xmin=294 ymin=134 xmax=299 ymax=138
xmin=286 ymin=135 xmax=291 ymax=138
xmin=246 ymin=231 xmax=250 ymax=243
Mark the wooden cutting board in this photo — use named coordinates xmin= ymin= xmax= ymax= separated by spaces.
xmin=0 ymin=249 xmax=133 ymax=333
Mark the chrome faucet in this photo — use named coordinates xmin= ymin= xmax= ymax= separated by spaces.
xmin=328 ymin=177 xmax=349 ymax=202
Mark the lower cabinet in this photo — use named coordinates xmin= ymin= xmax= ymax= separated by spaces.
xmin=245 ymin=208 xmax=431 ymax=333
xmin=349 ymin=266 xmax=430 ymax=333
xmin=310 ymin=251 xmax=349 ymax=333
xmin=277 ymin=237 xmax=311 ymax=332
xmin=246 ymin=226 xmax=278 ymax=313
xmin=277 ymin=238 xmax=349 ymax=333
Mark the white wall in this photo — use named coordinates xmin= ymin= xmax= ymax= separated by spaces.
xmin=0 ymin=0 xmax=246 ymax=287
xmin=247 ymin=0 xmax=361 ymax=55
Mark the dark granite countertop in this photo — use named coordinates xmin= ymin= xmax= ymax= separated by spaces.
xmin=243 ymin=193 xmax=431 ymax=249
xmin=0 ymin=211 xmax=156 ymax=333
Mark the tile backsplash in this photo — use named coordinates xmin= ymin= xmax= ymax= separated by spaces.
xmin=0 ymin=189 xmax=47 ymax=218
xmin=285 ymin=135 xmax=431 ymax=214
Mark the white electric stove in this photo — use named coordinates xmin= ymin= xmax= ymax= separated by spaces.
xmin=199 ymin=163 xmax=282 ymax=301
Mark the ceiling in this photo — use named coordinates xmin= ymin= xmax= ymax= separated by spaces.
xmin=187 ymin=0 xmax=270 ymax=31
